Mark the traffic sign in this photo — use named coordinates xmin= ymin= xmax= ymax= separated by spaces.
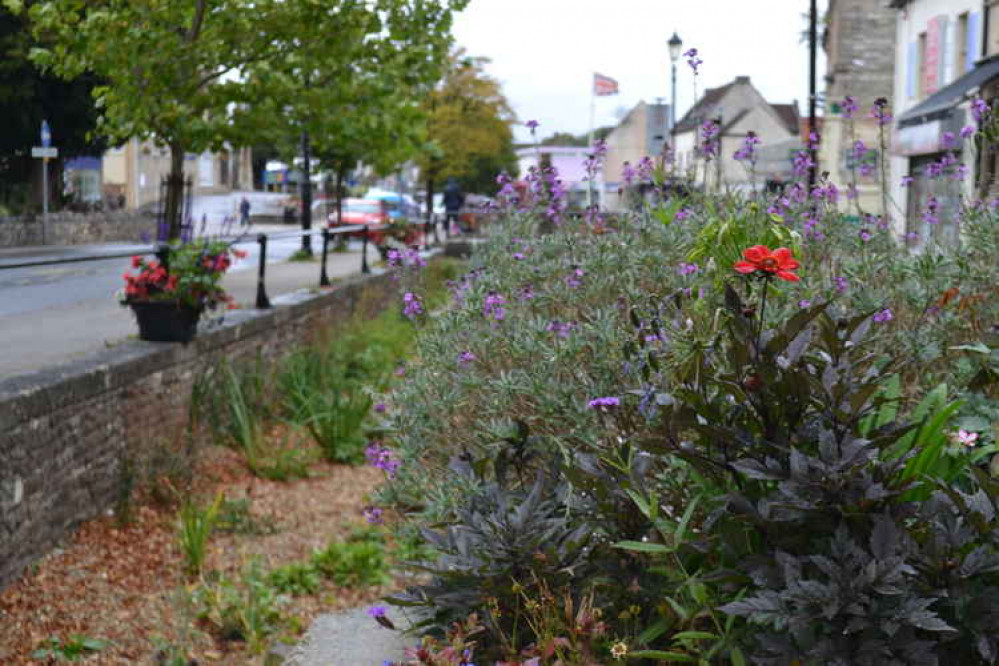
xmin=41 ymin=120 xmax=51 ymax=148
xmin=32 ymin=147 xmax=58 ymax=158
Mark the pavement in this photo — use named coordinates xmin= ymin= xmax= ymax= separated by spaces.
xmin=0 ymin=226 xmax=379 ymax=379
xmin=282 ymin=607 xmax=412 ymax=665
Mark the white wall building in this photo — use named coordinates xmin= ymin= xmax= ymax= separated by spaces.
xmin=889 ymin=0 xmax=999 ymax=243
xmin=672 ymin=76 xmax=800 ymax=192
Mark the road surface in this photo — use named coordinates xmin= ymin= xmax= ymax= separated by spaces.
xmin=0 ymin=226 xmax=378 ymax=379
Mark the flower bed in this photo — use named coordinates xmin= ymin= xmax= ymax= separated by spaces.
xmin=368 ymin=162 xmax=999 ymax=663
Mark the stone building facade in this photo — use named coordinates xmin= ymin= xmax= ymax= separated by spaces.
xmin=820 ymin=0 xmax=897 ymax=217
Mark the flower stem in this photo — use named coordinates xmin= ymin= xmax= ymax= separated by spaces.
xmin=756 ymin=277 xmax=769 ymax=358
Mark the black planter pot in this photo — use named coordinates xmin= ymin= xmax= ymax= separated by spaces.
xmin=129 ymin=300 xmax=202 ymax=342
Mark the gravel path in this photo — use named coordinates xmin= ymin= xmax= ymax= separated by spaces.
xmin=283 ymin=607 xmax=412 ymax=665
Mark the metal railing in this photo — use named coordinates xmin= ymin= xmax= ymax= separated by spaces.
xmin=0 ymin=218 xmax=447 ymax=310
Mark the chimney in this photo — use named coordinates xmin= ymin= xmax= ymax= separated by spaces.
xmin=735 ymin=76 xmax=751 ymax=84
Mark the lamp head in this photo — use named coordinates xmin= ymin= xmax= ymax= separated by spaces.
xmin=668 ymin=32 xmax=683 ymax=63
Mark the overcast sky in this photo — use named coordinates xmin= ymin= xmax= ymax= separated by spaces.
xmin=452 ymin=0 xmax=829 ymax=143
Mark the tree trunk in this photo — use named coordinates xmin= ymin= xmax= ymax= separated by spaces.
xmin=299 ymin=130 xmax=313 ymax=255
xmin=164 ymin=142 xmax=185 ymax=241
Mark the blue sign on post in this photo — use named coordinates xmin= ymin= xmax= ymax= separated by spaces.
xmin=41 ymin=120 xmax=51 ymax=148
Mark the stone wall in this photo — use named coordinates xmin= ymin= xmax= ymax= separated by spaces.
xmin=0 ymin=210 xmax=156 ymax=248
xmin=0 ymin=270 xmax=398 ymax=589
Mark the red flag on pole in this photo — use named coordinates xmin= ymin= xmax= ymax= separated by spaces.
xmin=593 ymin=73 xmax=619 ymax=96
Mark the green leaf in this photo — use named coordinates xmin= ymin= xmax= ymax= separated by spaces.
xmin=672 ymin=631 xmax=718 ymax=641
xmin=629 ymin=650 xmax=697 ymax=661
xmin=614 ymin=540 xmax=672 ymax=554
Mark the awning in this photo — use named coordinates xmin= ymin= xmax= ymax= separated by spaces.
xmin=898 ymin=55 xmax=999 ymax=128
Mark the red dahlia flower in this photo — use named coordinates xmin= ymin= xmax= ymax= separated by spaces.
xmin=734 ymin=245 xmax=800 ymax=282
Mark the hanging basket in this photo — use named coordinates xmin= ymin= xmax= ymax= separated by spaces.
xmin=129 ymin=300 xmax=202 ymax=343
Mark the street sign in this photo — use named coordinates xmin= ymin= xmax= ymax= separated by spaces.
xmin=41 ymin=120 xmax=51 ymax=148
xmin=31 ymin=147 xmax=58 ymax=158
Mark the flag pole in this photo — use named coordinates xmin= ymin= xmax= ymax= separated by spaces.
xmin=587 ymin=75 xmax=596 ymax=208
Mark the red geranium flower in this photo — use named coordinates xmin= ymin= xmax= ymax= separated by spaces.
xmin=734 ymin=245 xmax=800 ymax=282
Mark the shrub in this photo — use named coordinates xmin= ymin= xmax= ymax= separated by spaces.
xmin=191 ymin=560 xmax=287 ymax=654
xmin=311 ymin=532 xmax=390 ymax=588
xmin=267 ymin=561 xmax=321 ymax=596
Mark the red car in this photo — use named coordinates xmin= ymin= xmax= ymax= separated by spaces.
xmin=328 ymin=198 xmax=422 ymax=249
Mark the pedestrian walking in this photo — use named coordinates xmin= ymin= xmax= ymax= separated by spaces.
xmin=442 ymin=178 xmax=464 ymax=236
xmin=239 ymin=196 xmax=251 ymax=227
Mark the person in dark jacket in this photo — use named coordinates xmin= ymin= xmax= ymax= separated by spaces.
xmin=442 ymin=178 xmax=464 ymax=235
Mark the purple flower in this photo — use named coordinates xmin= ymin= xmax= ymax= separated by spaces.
xmin=402 ymin=291 xmax=423 ymax=319
xmin=840 ymin=95 xmax=858 ymax=119
xmin=636 ymin=156 xmax=654 ymax=181
xmin=859 ymin=229 xmax=872 ymax=243
xmin=798 ymin=299 xmax=811 ymax=308
xmin=395 ymin=364 xmax=406 ymax=377
xmin=386 ymin=249 xmax=402 ymax=267
xmin=374 ymin=402 xmax=387 ymax=413
xmin=733 ymin=131 xmax=761 ymax=163
xmin=922 ymin=196 xmax=940 ymax=225
xmin=833 ymin=276 xmax=849 ymax=293
xmin=901 ymin=175 xmax=914 ymax=187
xmin=458 ymin=350 xmax=476 ymax=365
xmin=366 ymin=442 xmax=401 ymax=478
xmin=565 ymin=268 xmax=585 ymax=289
xmin=363 ymin=506 xmax=384 ymax=525
xmin=793 ymin=150 xmax=815 ymax=178
xmin=972 ymin=97 xmax=990 ymax=124
xmin=483 ymin=291 xmax=506 ymax=321
xmin=525 ymin=119 xmax=539 ymax=132
xmin=546 ymin=320 xmax=577 ymax=339
xmin=872 ymin=308 xmax=893 ymax=324
xmin=518 ymin=283 xmax=534 ymax=301
xmin=870 ymin=97 xmax=892 ymax=126
xmin=403 ymin=247 xmax=426 ymax=268
xmin=675 ymin=207 xmax=693 ymax=222
xmin=678 ymin=262 xmax=699 ymax=276
xmin=512 ymin=252 xmax=525 ymax=261
xmin=368 ymin=606 xmax=395 ymax=630
xmin=621 ymin=161 xmax=637 ymax=185
xmin=961 ymin=124 xmax=976 ymax=139
xmin=684 ymin=48 xmax=703 ymax=75
xmin=699 ymin=120 xmax=720 ymax=159
xmin=904 ymin=231 xmax=920 ymax=242
xmin=587 ymin=396 xmax=620 ymax=410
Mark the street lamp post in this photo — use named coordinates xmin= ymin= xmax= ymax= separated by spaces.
xmin=668 ymin=32 xmax=683 ymax=131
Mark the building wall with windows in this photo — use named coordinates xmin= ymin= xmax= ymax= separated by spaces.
xmin=889 ymin=0 xmax=984 ymax=243
xmin=102 ymin=141 xmax=253 ymax=211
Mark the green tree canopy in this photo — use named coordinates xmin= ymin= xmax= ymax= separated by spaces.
xmin=417 ymin=50 xmax=518 ymax=200
xmin=0 ymin=2 xmax=105 ymax=212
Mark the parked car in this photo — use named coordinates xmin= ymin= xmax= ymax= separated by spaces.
xmin=327 ymin=198 xmax=422 ymax=251
xmin=364 ymin=189 xmax=421 ymax=221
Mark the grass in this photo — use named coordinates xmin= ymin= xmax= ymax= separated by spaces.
xmin=177 ymin=492 xmax=224 ymax=577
